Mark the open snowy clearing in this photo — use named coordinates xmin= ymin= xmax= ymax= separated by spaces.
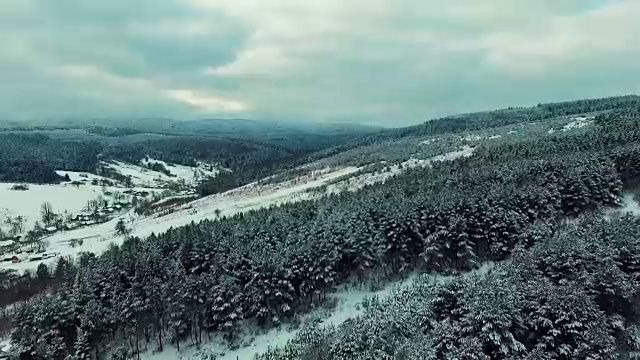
xmin=103 ymin=159 xmax=219 ymax=188
xmin=55 ymin=170 xmax=112 ymax=183
xmin=103 ymin=161 xmax=177 ymax=188
xmin=140 ymin=262 xmax=496 ymax=360
xmin=0 ymin=182 xmax=157 ymax=232
xmin=327 ymin=146 xmax=475 ymax=193
xmin=141 ymin=158 xmax=219 ymax=185
xmin=563 ymin=116 xmax=594 ymax=131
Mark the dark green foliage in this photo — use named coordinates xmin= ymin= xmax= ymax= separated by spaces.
xmin=0 ymin=134 xmax=101 ymax=183
xmin=260 ymin=215 xmax=640 ymax=360
xmin=196 ymin=170 xmax=238 ymax=196
xmin=402 ymin=95 xmax=640 ymax=138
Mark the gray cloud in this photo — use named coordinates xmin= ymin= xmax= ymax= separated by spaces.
xmin=1 ymin=0 xmax=638 ymax=127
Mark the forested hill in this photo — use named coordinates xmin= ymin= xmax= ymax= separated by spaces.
xmin=1 ymin=95 xmax=638 ymax=185
xmin=0 ymin=118 xmax=378 ymax=185
xmin=9 ymin=96 xmax=640 ymax=359
xmin=303 ymin=95 xmax=640 ymax=158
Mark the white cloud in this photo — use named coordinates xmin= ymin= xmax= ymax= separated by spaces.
xmin=165 ymin=89 xmax=252 ymax=112
xmin=1 ymin=0 xmax=640 ymax=125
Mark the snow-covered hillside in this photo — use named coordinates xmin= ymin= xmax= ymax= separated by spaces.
xmin=101 ymin=158 xmax=219 ymax=188
xmin=1 ymin=147 xmax=478 ymax=274
xmin=326 ymin=146 xmax=475 ymax=193
xmin=141 ymin=158 xmax=220 ymax=185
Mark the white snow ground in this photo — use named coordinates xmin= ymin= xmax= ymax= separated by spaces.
xmin=140 ymin=158 xmax=219 ymax=186
xmin=0 ymin=337 xmax=10 ymax=355
xmin=54 ymin=170 xmax=112 ymax=183
xmin=606 ymin=193 xmax=640 ymax=218
xmin=103 ymin=159 xmax=219 ymax=188
xmin=461 ymin=134 xmax=483 ymax=142
xmin=0 ymin=182 xmax=152 ymax=232
xmin=103 ymin=161 xmax=175 ymax=188
xmin=562 ymin=117 xmax=594 ymax=131
xmin=140 ymin=262 xmax=496 ymax=360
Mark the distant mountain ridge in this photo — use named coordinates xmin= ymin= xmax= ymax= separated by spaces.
xmin=0 ymin=117 xmax=381 ymax=136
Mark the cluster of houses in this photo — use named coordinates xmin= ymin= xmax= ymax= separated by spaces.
xmin=41 ymin=200 xmax=133 ymax=235
xmin=0 ymin=199 xmax=135 ymax=265
xmin=2 ymin=251 xmax=59 ymax=264
xmin=1 ymin=235 xmax=60 ymax=263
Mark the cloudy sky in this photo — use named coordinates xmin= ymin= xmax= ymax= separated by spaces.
xmin=1 ymin=0 xmax=639 ymax=127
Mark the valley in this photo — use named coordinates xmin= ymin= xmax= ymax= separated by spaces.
xmin=3 ymin=96 xmax=640 ymax=360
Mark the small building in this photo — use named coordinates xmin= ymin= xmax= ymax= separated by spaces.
xmin=11 ymin=255 xmax=21 ymax=263
xmin=45 ymin=226 xmax=57 ymax=234
xmin=29 ymin=254 xmax=43 ymax=262
xmin=66 ymin=223 xmax=80 ymax=230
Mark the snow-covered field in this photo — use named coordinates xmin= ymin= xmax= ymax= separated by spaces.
xmin=103 ymin=159 xmax=219 ymax=188
xmin=140 ymin=262 xmax=496 ymax=360
xmin=141 ymin=158 xmax=219 ymax=185
xmin=104 ymin=161 xmax=174 ymax=188
xmin=0 ymin=182 xmax=148 ymax=231
xmin=55 ymin=170 xmax=112 ymax=183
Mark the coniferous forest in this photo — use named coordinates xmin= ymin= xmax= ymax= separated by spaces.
xmin=7 ymin=100 xmax=640 ymax=359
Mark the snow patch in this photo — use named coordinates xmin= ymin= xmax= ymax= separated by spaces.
xmin=140 ymin=276 xmax=419 ymax=360
xmin=103 ymin=161 xmax=173 ymax=188
xmin=461 ymin=134 xmax=482 ymax=142
xmin=562 ymin=117 xmax=594 ymax=131
xmin=488 ymin=134 xmax=502 ymax=140
xmin=420 ymin=138 xmax=439 ymax=145
xmin=607 ymin=193 xmax=640 ymax=217
xmin=0 ymin=337 xmax=10 ymax=354
xmin=0 ymin=182 xmax=148 ymax=233
xmin=140 ymin=158 xmax=219 ymax=185
xmin=54 ymin=170 xmax=111 ymax=183
xmin=327 ymin=146 xmax=475 ymax=193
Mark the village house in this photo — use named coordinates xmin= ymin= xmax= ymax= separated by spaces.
xmin=44 ymin=226 xmax=57 ymax=234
